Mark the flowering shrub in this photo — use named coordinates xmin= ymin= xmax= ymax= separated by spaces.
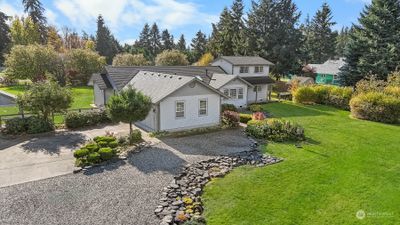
xmin=252 ymin=112 xmax=266 ymax=121
xmin=246 ymin=119 xmax=305 ymax=142
xmin=221 ymin=110 xmax=240 ymax=128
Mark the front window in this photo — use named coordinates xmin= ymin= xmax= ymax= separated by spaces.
xmin=199 ymin=99 xmax=207 ymax=116
xmin=253 ymin=85 xmax=261 ymax=92
xmin=240 ymin=66 xmax=249 ymax=73
xmin=255 ymin=66 xmax=264 ymax=73
xmin=175 ymin=101 xmax=185 ymax=118
xmin=238 ymin=88 xmax=244 ymax=99
xmin=230 ymin=89 xmax=237 ymax=99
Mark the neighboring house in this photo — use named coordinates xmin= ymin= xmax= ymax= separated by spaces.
xmin=211 ymin=56 xmax=275 ymax=103
xmin=91 ymin=67 xmax=227 ymax=132
xmin=309 ymin=58 xmax=345 ymax=85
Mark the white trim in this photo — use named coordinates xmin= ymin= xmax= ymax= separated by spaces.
xmin=198 ymin=98 xmax=208 ymax=116
xmin=175 ymin=100 xmax=185 ymax=119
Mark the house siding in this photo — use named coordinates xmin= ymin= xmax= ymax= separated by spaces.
xmin=219 ymin=79 xmax=248 ymax=108
xmin=136 ymin=104 xmax=159 ymax=131
xmin=212 ymin=59 xmax=233 ymax=74
xmin=247 ymin=84 xmax=269 ymax=104
xmin=94 ymin=84 xmax=104 ymax=106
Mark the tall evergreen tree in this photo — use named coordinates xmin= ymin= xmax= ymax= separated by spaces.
xmin=339 ymin=0 xmax=400 ymax=86
xmin=149 ymin=23 xmax=161 ymax=60
xmin=299 ymin=14 xmax=313 ymax=64
xmin=136 ymin=23 xmax=152 ymax=60
xmin=190 ymin=30 xmax=208 ymax=62
xmin=306 ymin=3 xmax=337 ymax=63
xmin=231 ymin=0 xmax=247 ymax=55
xmin=95 ymin=15 xmax=119 ymax=64
xmin=22 ymin=0 xmax=47 ymax=43
xmin=247 ymin=0 xmax=303 ymax=74
xmin=0 ymin=11 xmax=11 ymax=65
xmin=177 ymin=34 xmax=186 ymax=52
xmin=335 ymin=27 xmax=351 ymax=57
xmin=161 ymin=29 xmax=174 ymax=51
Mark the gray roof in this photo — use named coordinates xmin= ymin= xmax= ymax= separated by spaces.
xmin=125 ymin=71 xmax=226 ymax=103
xmin=309 ymin=58 xmax=345 ymax=75
xmin=218 ymin=56 xmax=274 ymax=66
xmin=241 ymin=76 xmax=275 ymax=85
xmin=209 ymin=74 xmax=253 ymax=89
xmin=91 ymin=73 xmax=113 ymax=89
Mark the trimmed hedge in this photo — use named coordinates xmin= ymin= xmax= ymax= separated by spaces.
xmin=3 ymin=116 xmax=54 ymax=135
xmin=98 ymin=147 xmax=114 ymax=161
xmin=239 ymin=114 xmax=252 ymax=123
xmin=246 ymin=119 xmax=305 ymax=142
xmin=350 ymin=92 xmax=400 ymax=124
xmin=293 ymin=86 xmax=318 ymax=104
xmin=65 ymin=110 xmax=111 ymax=129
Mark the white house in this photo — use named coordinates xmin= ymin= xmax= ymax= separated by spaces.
xmin=91 ymin=68 xmax=227 ymax=132
xmin=211 ymin=56 xmax=275 ymax=103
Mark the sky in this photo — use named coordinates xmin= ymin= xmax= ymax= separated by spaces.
xmin=0 ymin=0 xmax=370 ymax=45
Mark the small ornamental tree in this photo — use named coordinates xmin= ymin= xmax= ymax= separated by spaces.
xmin=106 ymin=86 xmax=152 ymax=138
xmin=196 ymin=52 xmax=214 ymax=66
xmin=155 ymin=50 xmax=189 ymax=66
xmin=112 ymin=53 xmax=150 ymax=66
xmin=17 ymin=82 xmax=73 ymax=121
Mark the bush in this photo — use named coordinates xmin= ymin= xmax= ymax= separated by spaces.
xmin=221 ymin=110 xmax=240 ymax=128
xmin=87 ymin=152 xmax=101 ymax=164
xmin=249 ymin=104 xmax=263 ymax=112
xmin=384 ymin=86 xmax=400 ymax=98
xmin=350 ymin=92 xmax=400 ymax=124
xmin=129 ymin=129 xmax=142 ymax=144
xmin=26 ymin=117 xmax=54 ymax=134
xmin=221 ymin=104 xmax=237 ymax=112
xmin=3 ymin=117 xmax=27 ymax=134
xmin=73 ymin=148 xmax=90 ymax=158
xmin=85 ymin=143 xmax=99 ymax=153
xmin=245 ymin=119 xmax=305 ymax=142
xmin=97 ymin=141 xmax=109 ymax=148
xmin=3 ymin=116 xmax=54 ymax=134
xmin=108 ymin=141 xmax=118 ymax=148
xmin=98 ymin=147 xmax=114 ymax=161
xmin=293 ymin=86 xmax=318 ymax=104
xmin=65 ymin=110 xmax=110 ymax=129
xmin=252 ymin=112 xmax=266 ymax=121
xmin=94 ymin=136 xmax=116 ymax=143
xmin=75 ymin=158 xmax=88 ymax=167
xmin=239 ymin=114 xmax=252 ymax=123
xmin=328 ymin=86 xmax=353 ymax=110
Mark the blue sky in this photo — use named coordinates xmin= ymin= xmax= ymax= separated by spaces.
xmin=0 ymin=0 xmax=370 ymax=45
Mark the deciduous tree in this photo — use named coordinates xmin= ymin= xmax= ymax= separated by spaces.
xmin=155 ymin=50 xmax=189 ymax=66
xmin=112 ymin=53 xmax=150 ymax=66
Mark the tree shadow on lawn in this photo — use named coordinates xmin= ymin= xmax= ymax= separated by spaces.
xmin=20 ymin=132 xmax=87 ymax=155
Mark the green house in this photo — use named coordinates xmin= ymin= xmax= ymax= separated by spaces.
xmin=309 ymin=58 xmax=345 ymax=85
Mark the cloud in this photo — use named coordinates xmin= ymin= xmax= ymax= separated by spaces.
xmin=121 ymin=38 xmax=137 ymax=45
xmin=0 ymin=1 xmax=24 ymax=17
xmin=45 ymin=9 xmax=58 ymax=26
xmin=54 ymin=0 xmax=218 ymax=31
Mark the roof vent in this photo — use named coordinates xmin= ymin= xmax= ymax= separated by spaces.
xmin=170 ymin=76 xmax=173 ymax=78
xmin=178 ymin=77 xmax=182 ymax=80
xmin=164 ymin=75 xmax=167 ymax=78
xmin=158 ymin=74 xmax=161 ymax=77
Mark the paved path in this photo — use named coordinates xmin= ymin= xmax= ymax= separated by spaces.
xmin=0 ymin=129 xmax=252 ymax=225
xmin=0 ymin=123 xmax=131 ymax=188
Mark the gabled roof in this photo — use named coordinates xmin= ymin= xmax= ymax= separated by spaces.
xmin=241 ymin=76 xmax=276 ymax=85
xmin=124 ymin=71 xmax=227 ymax=103
xmin=309 ymin=58 xmax=345 ymax=75
xmin=209 ymin=73 xmax=254 ymax=89
xmin=216 ymin=56 xmax=274 ymax=66
xmin=91 ymin=73 xmax=113 ymax=89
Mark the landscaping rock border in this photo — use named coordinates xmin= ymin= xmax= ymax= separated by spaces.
xmin=155 ymin=138 xmax=282 ymax=225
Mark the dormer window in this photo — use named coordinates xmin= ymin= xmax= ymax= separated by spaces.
xmin=255 ymin=66 xmax=264 ymax=73
xmin=240 ymin=66 xmax=249 ymax=73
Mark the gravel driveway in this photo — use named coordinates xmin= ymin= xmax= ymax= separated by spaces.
xmin=0 ymin=129 xmax=252 ymax=225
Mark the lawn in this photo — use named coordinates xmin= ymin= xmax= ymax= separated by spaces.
xmin=0 ymin=86 xmax=93 ymax=125
xmin=203 ymin=102 xmax=400 ymax=225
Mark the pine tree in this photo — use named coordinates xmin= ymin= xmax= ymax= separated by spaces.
xmin=136 ymin=23 xmax=151 ymax=60
xmin=248 ymin=0 xmax=303 ymax=74
xmin=339 ymin=0 xmax=400 ymax=86
xmin=299 ymin=14 xmax=313 ymax=64
xmin=190 ymin=30 xmax=208 ymax=62
xmin=161 ymin=29 xmax=174 ymax=51
xmin=307 ymin=2 xmax=337 ymax=63
xmin=231 ymin=0 xmax=247 ymax=55
xmin=22 ymin=0 xmax=47 ymax=43
xmin=95 ymin=15 xmax=119 ymax=64
xmin=149 ymin=23 xmax=161 ymax=60
xmin=177 ymin=34 xmax=186 ymax=52
xmin=0 ymin=11 xmax=11 ymax=65
xmin=335 ymin=27 xmax=350 ymax=57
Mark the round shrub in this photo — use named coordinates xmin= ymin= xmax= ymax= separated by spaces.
xmin=65 ymin=110 xmax=111 ymax=129
xmin=75 ymin=158 xmax=88 ymax=167
xmin=65 ymin=111 xmax=87 ymax=129
xmin=350 ymin=92 xmax=400 ymax=124
xmin=85 ymin=143 xmax=99 ymax=153
xmin=245 ymin=119 xmax=305 ymax=142
xmin=221 ymin=103 xmax=238 ymax=112
xmin=73 ymin=148 xmax=89 ymax=158
xmin=4 ymin=117 xmax=27 ymax=134
xmin=252 ymin=112 xmax=266 ymax=121
xmin=26 ymin=116 xmax=54 ymax=134
xmin=239 ymin=114 xmax=252 ymax=123
xmin=129 ymin=129 xmax=142 ymax=144
xmin=293 ymin=86 xmax=318 ymax=104
xmin=108 ymin=141 xmax=119 ymax=148
xmin=98 ymin=147 xmax=114 ymax=161
xmin=87 ymin=152 xmax=101 ymax=164
xmin=249 ymin=104 xmax=262 ymax=112
xmin=97 ymin=141 xmax=109 ymax=148
xmin=221 ymin=110 xmax=240 ymax=128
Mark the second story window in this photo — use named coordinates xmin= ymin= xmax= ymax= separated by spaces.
xmin=240 ymin=66 xmax=249 ymax=73
xmin=255 ymin=66 xmax=264 ymax=73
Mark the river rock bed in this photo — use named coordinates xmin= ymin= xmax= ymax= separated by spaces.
xmin=155 ymin=148 xmax=282 ymax=225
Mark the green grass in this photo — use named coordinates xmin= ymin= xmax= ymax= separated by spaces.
xmin=203 ymin=102 xmax=400 ymax=225
xmin=0 ymin=86 xmax=93 ymax=123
